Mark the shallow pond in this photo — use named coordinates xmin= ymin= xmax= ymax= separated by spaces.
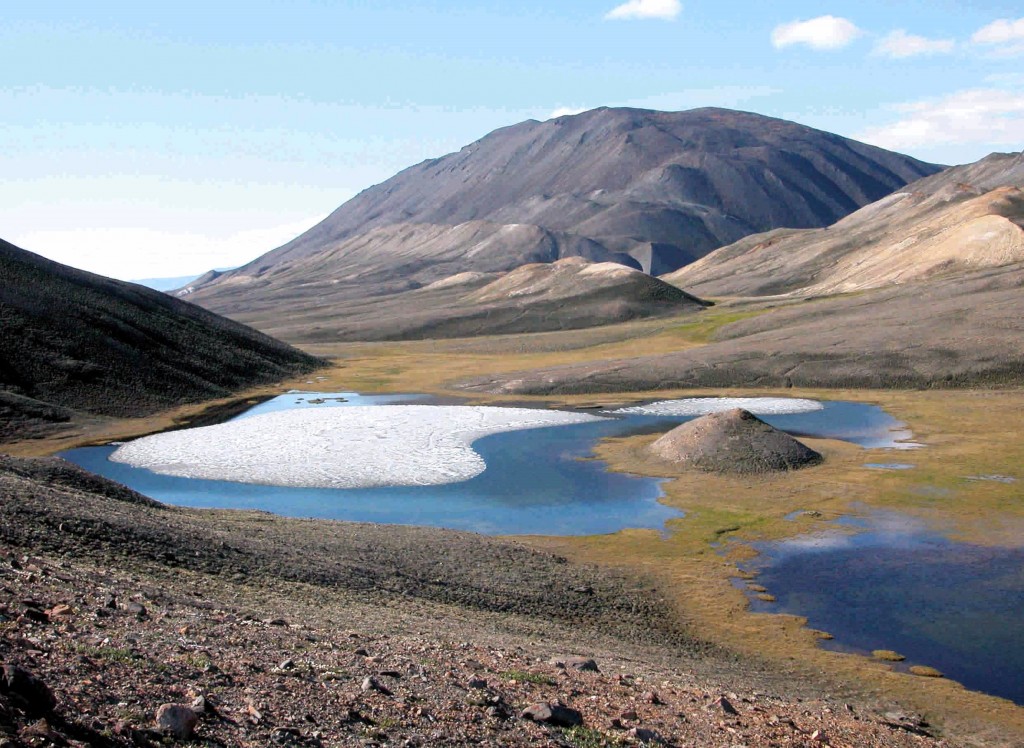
xmin=61 ymin=393 xmax=911 ymax=536
xmin=742 ymin=512 xmax=1024 ymax=705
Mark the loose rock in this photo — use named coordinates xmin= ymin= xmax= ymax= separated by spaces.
xmin=155 ymin=703 xmax=199 ymax=740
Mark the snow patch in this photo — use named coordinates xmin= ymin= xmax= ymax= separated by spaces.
xmin=609 ymin=397 xmax=824 ymax=417
xmin=110 ymin=405 xmax=605 ymax=488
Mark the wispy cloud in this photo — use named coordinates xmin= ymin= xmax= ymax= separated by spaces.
xmin=604 ymin=0 xmax=681 ymax=21
xmin=548 ymin=106 xmax=587 ymax=119
xmin=971 ymin=17 xmax=1024 ymax=57
xmin=857 ymin=88 xmax=1024 ymax=153
xmin=771 ymin=15 xmax=863 ymax=50
xmin=872 ymin=30 xmax=955 ymax=58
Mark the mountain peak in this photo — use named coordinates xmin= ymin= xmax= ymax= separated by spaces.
xmin=184 ymin=107 xmax=942 ymax=341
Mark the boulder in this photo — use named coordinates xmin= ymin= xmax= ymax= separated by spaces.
xmin=155 ymin=703 xmax=198 ymax=740
xmin=650 ymin=408 xmax=822 ymax=474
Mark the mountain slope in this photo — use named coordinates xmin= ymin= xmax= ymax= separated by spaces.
xmin=459 ymin=261 xmax=1024 ymax=394
xmin=229 ymin=256 xmax=708 ymax=343
xmin=183 ymin=107 xmax=940 ymax=327
xmin=0 ymin=238 xmax=322 ymax=439
xmin=665 ymin=151 xmax=1024 ymax=297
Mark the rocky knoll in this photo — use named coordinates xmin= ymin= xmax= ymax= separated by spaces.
xmin=650 ymin=409 xmax=822 ymax=474
xmin=181 ymin=107 xmax=939 ymax=332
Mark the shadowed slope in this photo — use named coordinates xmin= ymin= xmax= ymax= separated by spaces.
xmin=0 ymin=238 xmax=322 ymax=438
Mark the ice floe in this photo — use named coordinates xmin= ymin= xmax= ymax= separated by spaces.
xmin=110 ymin=405 xmax=604 ymax=489
xmin=608 ymin=397 xmax=823 ymax=417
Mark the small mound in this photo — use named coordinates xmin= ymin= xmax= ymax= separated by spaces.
xmin=649 ymin=408 xmax=822 ymax=474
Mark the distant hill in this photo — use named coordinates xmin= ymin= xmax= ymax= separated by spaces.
xmin=0 ymin=238 xmax=322 ymax=441
xmin=251 ymin=257 xmax=709 ymax=343
xmin=182 ymin=107 xmax=940 ymax=335
xmin=665 ymin=151 xmax=1024 ymax=297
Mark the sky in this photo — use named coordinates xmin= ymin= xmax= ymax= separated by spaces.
xmin=2 ymin=1 xmax=1023 ymax=281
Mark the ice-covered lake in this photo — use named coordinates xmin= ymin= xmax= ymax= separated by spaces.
xmin=62 ymin=391 xmax=916 ymax=535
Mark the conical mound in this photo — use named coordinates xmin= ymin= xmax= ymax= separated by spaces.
xmin=650 ymin=408 xmax=822 ymax=474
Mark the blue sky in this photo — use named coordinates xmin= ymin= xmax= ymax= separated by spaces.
xmin=2 ymin=1 xmax=1022 ymax=280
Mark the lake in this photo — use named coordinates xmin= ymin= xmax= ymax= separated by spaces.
xmin=742 ymin=512 xmax=1024 ymax=705
xmin=60 ymin=392 xmax=911 ymax=535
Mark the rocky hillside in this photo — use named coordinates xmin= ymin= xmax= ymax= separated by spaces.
xmin=0 ymin=454 xmax=957 ymax=746
xmin=181 ymin=107 xmax=939 ymax=329
xmin=666 ymin=151 xmax=1024 ymax=297
xmin=0 ymin=238 xmax=322 ymax=441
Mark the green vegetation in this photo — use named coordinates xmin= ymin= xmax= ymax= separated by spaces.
xmin=563 ymin=725 xmax=625 ymax=748
xmin=665 ymin=306 xmax=770 ymax=343
xmin=501 ymin=670 xmax=557 ymax=686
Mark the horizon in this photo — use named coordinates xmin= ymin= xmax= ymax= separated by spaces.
xmin=3 ymin=1 xmax=1022 ymax=281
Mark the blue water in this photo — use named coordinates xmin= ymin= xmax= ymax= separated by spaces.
xmin=742 ymin=512 xmax=1024 ymax=705
xmin=62 ymin=394 xmax=913 ymax=536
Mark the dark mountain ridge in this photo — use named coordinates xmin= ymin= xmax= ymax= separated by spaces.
xmin=0 ymin=238 xmax=322 ymax=440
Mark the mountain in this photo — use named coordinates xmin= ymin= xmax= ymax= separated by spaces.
xmin=251 ymin=256 xmax=709 ymax=343
xmin=0 ymin=238 xmax=322 ymax=442
xmin=181 ymin=107 xmax=940 ymax=335
xmin=456 ymin=149 xmax=1024 ymax=394
xmin=665 ymin=151 xmax=1024 ymax=297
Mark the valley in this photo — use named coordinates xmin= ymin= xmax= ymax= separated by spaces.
xmin=2 ymin=100 xmax=1022 ymax=747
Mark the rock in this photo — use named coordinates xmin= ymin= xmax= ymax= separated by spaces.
xmin=190 ymin=695 xmax=208 ymax=714
xmin=1 ymin=663 xmax=56 ymax=716
xmin=278 ymin=658 xmax=295 ymax=670
xmin=125 ymin=601 xmax=147 ymax=618
xmin=650 ymin=408 xmax=823 ymax=474
xmin=155 ymin=703 xmax=198 ymax=740
xmin=46 ymin=604 xmax=73 ymax=620
xmin=620 ymin=709 xmax=639 ymax=721
xmin=467 ymin=678 xmax=488 ymax=690
xmin=521 ymin=702 xmax=583 ymax=727
xmin=628 ymin=726 xmax=664 ymax=744
xmin=353 ymin=647 xmax=369 ymax=657
xmin=362 ymin=676 xmax=393 ymax=696
xmin=551 ymin=656 xmax=600 ymax=672
xmin=641 ymin=691 xmax=664 ymax=705
xmin=713 ymin=695 xmax=739 ymax=715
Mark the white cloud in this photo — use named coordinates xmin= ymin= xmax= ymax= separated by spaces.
xmin=604 ymin=0 xmax=681 ymax=21
xmin=972 ymin=17 xmax=1024 ymax=44
xmin=771 ymin=15 xmax=863 ymax=50
xmin=971 ymin=17 xmax=1024 ymax=57
xmin=548 ymin=106 xmax=587 ymax=119
xmin=13 ymin=216 xmax=326 ymax=282
xmin=873 ymin=30 xmax=955 ymax=58
xmin=857 ymin=88 xmax=1024 ymax=153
